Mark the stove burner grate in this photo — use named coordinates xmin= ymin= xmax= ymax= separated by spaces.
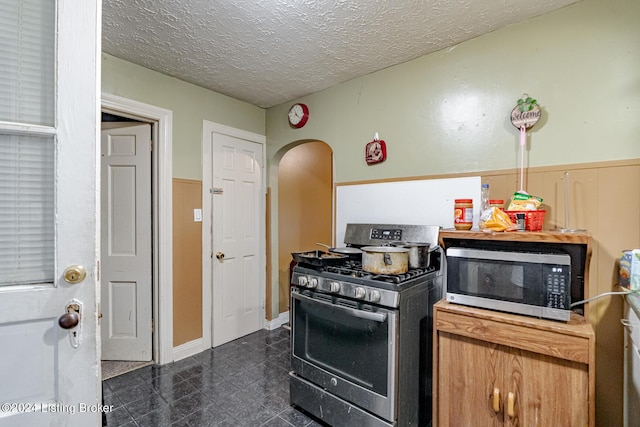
xmin=325 ymin=261 xmax=365 ymax=277
xmin=325 ymin=262 xmax=436 ymax=284
xmin=370 ymin=267 xmax=436 ymax=284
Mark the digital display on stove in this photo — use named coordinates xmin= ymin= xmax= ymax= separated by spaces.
xmin=370 ymin=228 xmax=402 ymax=241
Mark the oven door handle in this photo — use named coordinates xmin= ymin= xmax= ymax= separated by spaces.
xmin=292 ymin=292 xmax=388 ymax=323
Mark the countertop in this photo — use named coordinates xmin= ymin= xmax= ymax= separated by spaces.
xmin=439 ymin=228 xmax=591 ymax=244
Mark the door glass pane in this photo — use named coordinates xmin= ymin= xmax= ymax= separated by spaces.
xmin=0 ymin=0 xmax=55 ymax=126
xmin=0 ymin=134 xmax=54 ymax=286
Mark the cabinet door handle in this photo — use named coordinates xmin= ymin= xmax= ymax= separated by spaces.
xmin=507 ymin=392 xmax=516 ymax=418
xmin=492 ymin=387 xmax=501 ymax=413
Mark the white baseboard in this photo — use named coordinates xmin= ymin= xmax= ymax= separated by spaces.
xmin=172 ymin=338 xmax=205 ymax=362
xmin=264 ymin=311 xmax=289 ymax=330
xmin=174 ymin=314 xmax=288 ymax=360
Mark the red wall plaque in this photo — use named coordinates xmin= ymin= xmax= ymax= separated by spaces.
xmin=365 ymin=138 xmax=386 ymax=165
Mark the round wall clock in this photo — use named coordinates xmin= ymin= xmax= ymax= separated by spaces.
xmin=288 ymin=103 xmax=309 ymax=128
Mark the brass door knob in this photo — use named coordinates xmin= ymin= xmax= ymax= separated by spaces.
xmin=63 ymin=265 xmax=86 ymax=284
xmin=215 ymin=252 xmax=225 ymax=260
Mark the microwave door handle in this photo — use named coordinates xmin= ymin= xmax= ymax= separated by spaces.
xmin=292 ymin=292 xmax=388 ymax=323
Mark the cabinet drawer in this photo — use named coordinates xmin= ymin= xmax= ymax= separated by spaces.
xmin=435 ymin=304 xmax=593 ymax=364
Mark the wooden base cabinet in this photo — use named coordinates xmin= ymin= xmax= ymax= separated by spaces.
xmin=433 ymin=301 xmax=595 ymax=427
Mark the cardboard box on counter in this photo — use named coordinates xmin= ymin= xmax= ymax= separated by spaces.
xmin=620 ymin=249 xmax=640 ymax=290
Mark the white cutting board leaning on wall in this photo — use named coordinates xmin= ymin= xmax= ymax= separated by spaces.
xmin=335 ymin=177 xmax=481 ymax=245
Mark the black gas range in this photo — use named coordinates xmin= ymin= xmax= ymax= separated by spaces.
xmin=289 ymin=223 xmax=444 ymax=427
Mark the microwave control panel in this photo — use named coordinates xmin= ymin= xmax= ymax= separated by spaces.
xmin=544 ymin=265 xmax=570 ymax=309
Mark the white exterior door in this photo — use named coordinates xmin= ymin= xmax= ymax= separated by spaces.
xmin=101 ymin=123 xmax=152 ymax=361
xmin=0 ymin=1 xmax=101 ymax=426
xmin=205 ymin=124 xmax=265 ymax=347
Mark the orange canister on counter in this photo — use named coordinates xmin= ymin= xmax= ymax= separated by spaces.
xmin=489 ymin=199 xmax=504 ymax=210
xmin=454 ymin=199 xmax=473 ymax=230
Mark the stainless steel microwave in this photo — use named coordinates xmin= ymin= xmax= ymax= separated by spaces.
xmin=445 ymin=247 xmax=572 ymax=321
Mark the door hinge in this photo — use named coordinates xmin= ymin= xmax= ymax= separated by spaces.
xmin=151 ymin=319 xmax=154 ymax=333
xmin=96 ymin=260 xmax=100 ymax=281
xmin=149 ymin=140 xmax=153 ymax=151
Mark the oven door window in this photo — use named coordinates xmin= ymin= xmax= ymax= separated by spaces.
xmin=292 ymin=293 xmax=394 ymax=396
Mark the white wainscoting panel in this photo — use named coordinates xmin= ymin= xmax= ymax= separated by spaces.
xmin=336 ymin=176 xmax=481 ymax=245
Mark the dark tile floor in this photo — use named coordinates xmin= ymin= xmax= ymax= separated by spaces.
xmin=103 ymin=327 xmax=322 ymax=427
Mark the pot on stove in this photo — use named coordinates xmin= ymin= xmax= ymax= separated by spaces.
xmin=361 ymin=246 xmax=409 ymax=275
xmin=390 ymin=242 xmax=437 ymax=269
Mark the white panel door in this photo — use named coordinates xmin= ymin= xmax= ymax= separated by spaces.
xmin=211 ymin=133 xmax=264 ymax=346
xmin=0 ymin=1 xmax=101 ymax=426
xmin=101 ymin=124 xmax=152 ymax=361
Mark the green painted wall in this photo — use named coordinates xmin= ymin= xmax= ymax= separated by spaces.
xmin=101 ymin=53 xmax=265 ymax=180
xmin=265 ymin=0 xmax=639 ymax=183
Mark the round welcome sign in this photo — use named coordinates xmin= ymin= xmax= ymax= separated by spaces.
xmin=511 ymin=95 xmax=541 ymax=193
xmin=510 ymin=96 xmax=541 ymax=129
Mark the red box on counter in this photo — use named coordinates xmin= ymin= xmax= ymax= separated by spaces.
xmin=504 ymin=210 xmax=546 ymax=232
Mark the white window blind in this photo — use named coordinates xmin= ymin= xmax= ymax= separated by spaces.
xmin=0 ymin=135 xmax=55 ymax=285
xmin=0 ymin=0 xmax=56 ymax=286
xmin=0 ymin=0 xmax=55 ymax=126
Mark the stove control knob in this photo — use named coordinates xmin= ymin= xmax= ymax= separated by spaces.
xmin=298 ymin=276 xmax=308 ymax=287
xmin=369 ymin=290 xmax=381 ymax=302
xmin=354 ymin=287 xmax=366 ymax=299
xmin=308 ymin=278 xmax=318 ymax=289
xmin=329 ymin=282 xmax=341 ymax=293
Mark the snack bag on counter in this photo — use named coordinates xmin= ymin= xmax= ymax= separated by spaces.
xmin=507 ymin=191 xmax=543 ymax=211
xmin=479 ymin=207 xmax=517 ymax=232
xmin=619 ymin=249 xmax=640 ymax=290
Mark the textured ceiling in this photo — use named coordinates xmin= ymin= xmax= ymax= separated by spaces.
xmin=102 ymin=0 xmax=579 ymax=109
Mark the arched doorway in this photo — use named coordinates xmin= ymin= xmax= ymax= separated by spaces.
xmin=277 ymin=141 xmax=333 ymax=314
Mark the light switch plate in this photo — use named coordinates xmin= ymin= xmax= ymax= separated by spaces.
xmin=194 ymin=208 xmax=202 ymax=222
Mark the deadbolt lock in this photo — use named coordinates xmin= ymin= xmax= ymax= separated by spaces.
xmin=63 ymin=265 xmax=87 ymax=284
